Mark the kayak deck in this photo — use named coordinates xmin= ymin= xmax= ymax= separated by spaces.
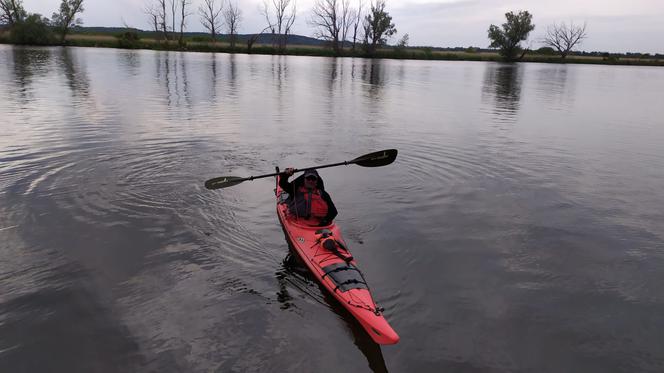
xmin=275 ymin=173 xmax=399 ymax=345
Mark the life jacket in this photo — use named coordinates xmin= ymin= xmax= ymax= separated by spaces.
xmin=289 ymin=185 xmax=328 ymax=220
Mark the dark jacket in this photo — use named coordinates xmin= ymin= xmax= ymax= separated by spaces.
xmin=279 ymin=172 xmax=338 ymax=225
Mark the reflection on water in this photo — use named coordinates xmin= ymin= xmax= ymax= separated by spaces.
xmin=482 ymin=64 xmax=523 ymax=120
xmin=279 ymin=250 xmax=388 ymax=373
xmin=2 ymin=45 xmax=664 ymax=372
xmin=10 ymin=47 xmax=52 ymax=101
xmin=59 ymin=47 xmax=90 ymax=98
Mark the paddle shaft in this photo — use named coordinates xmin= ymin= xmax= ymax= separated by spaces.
xmin=235 ymin=160 xmax=353 ymax=183
xmin=204 ymin=149 xmax=397 ymax=189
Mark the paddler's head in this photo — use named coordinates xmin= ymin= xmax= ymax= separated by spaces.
xmin=303 ymin=169 xmax=319 ymax=190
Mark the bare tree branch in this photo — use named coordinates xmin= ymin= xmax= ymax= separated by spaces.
xmin=248 ymin=25 xmax=272 ymax=52
xmin=262 ymin=0 xmax=296 ymax=50
xmin=178 ymin=0 xmax=191 ymax=45
xmin=224 ymin=1 xmax=241 ymax=48
xmin=351 ymin=0 xmax=363 ymax=50
xmin=144 ymin=3 xmax=160 ymax=34
xmin=170 ymin=0 xmax=176 ymax=39
xmin=543 ymin=21 xmax=587 ymax=59
xmin=157 ymin=0 xmax=168 ymax=40
xmin=310 ymin=0 xmax=339 ymax=46
xmin=199 ymin=0 xmax=223 ymax=42
xmin=339 ymin=0 xmax=352 ymax=50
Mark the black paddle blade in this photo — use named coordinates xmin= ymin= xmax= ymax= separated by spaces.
xmin=205 ymin=176 xmax=245 ymax=190
xmin=352 ymin=149 xmax=398 ymax=167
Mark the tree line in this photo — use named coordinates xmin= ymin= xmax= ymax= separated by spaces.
xmin=1 ymin=0 xmax=591 ymax=61
xmin=140 ymin=0 xmax=399 ymax=55
xmin=488 ymin=10 xmax=588 ymax=61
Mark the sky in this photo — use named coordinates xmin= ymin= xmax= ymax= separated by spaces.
xmin=24 ymin=0 xmax=664 ymax=53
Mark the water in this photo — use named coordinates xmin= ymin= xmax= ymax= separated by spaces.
xmin=1 ymin=45 xmax=664 ymax=372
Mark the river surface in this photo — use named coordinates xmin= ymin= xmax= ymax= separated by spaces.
xmin=1 ymin=45 xmax=664 ymax=372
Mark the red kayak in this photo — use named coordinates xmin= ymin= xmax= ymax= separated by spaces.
xmin=275 ymin=170 xmax=400 ymax=345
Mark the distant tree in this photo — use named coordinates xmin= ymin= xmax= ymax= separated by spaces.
xmin=247 ymin=25 xmax=271 ymax=52
xmin=199 ymin=0 xmax=223 ymax=42
xmin=178 ymin=0 xmax=190 ymax=46
xmin=51 ymin=0 xmax=84 ymax=44
xmin=363 ymin=0 xmax=396 ymax=55
xmin=170 ymin=0 xmax=176 ymax=39
xmin=339 ymin=0 xmax=352 ymax=50
xmin=261 ymin=0 xmax=296 ymax=51
xmin=487 ymin=10 xmax=535 ymax=61
xmin=10 ymin=13 xmax=53 ymax=44
xmin=535 ymin=46 xmax=555 ymax=55
xmin=396 ymin=32 xmax=408 ymax=47
xmin=224 ymin=1 xmax=241 ymax=48
xmin=144 ymin=3 xmax=160 ymax=34
xmin=157 ymin=0 xmax=168 ymax=40
xmin=350 ymin=0 xmax=363 ymax=51
xmin=309 ymin=0 xmax=346 ymax=54
xmin=394 ymin=32 xmax=408 ymax=55
xmin=543 ymin=21 xmax=587 ymax=59
xmin=0 ymin=0 xmax=26 ymax=26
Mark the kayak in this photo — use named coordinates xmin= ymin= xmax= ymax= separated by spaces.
xmin=275 ymin=169 xmax=400 ymax=345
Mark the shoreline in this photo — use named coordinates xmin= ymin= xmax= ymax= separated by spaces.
xmin=1 ymin=34 xmax=663 ymax=67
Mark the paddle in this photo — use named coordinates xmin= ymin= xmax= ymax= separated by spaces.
xmin=204 ymin=149 xmax=398 ymax=190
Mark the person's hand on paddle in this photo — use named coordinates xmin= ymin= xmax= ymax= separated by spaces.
xmin=284 ymin=167 xmax=295 ymax=177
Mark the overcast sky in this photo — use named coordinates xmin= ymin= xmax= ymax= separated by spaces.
xmin=25 ymin=0 xmax=664 ymax=53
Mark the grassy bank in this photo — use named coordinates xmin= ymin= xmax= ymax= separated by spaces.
xmin=2 ymin=31 xmax=663 ymax=67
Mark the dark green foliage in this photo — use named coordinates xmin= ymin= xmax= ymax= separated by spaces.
xmin=1 ymin=0 xmax=27 ymax=26
xmin=10 ymin=13 xmax=54 ymax=45
xmin=51 ymin=0 xmax=84 ymax=43
xmin=115 ymin=30 xmax=140 ymax=48
xmin=487 ymin=10 xmax=535 ymax=61
xmin=364 ymin=0 xmax=396 ymax=55
xmin=535 ymin=46 xmax=555 ymax=55
xmin=190 ymin=35 xmax=213 ymax=42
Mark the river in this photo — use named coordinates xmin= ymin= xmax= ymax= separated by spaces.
xmin=1 ymin=45 xmax=664 ymax=372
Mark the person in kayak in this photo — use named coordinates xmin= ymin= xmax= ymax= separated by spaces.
xmin=280 ymin=167 xmax=338 ymax=226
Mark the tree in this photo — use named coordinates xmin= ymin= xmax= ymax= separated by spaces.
xmin=487 ymin=10 xmax=535 ymax=61
xmin=339 ymin=0 xmax=352 ymax=50
xmin=10 ymin=13 xmax=53 ymax=44
xmin=247 ymin=25 xmax=271 ymax=52
xmin=199 ymin=0 xmax=223 ymax=42
xmin=543 ymin=21 xmax=587 ymax=59
xmin=363 ymin=0 xmax=396 ymax=55
xmin=177 ymin=0 xmax=191 ymax=46
xmin=51 ymin=0 xmax=84 ymax=44
xmin=144 ymin=3 xmax=160 ymax=34
xmin=170 ymin=0 xmax=176 ymax=39
xmin=224 ymin=1 xmax=241 ymax=48
xmin=309 ymin=0 xmax=343 ymax=54
xmin=395 ymin=32 xmax=407 ymax=49
xmin=157 ymin=0 xmax=168 ymax=40
xmin=350 ymin=0 xmax=363 ymax=51
xmin=0 ymin=0 xmax=26 ymax=26
xmin=261 ymin=0 xmax=296 ymax=51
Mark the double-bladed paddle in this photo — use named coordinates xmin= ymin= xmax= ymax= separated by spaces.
xmin=204 ymin=149 xmax=398 ymax=190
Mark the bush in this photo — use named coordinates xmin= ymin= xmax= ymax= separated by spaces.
xmin=10 ymin=14 xmax=55 ymax=45
xmin=116 ymin=31 xmax=140 ymax=48
xmin=190 ymin=35 xmax=212 ymax=42
xmin=535 ymin=46 xmax=555 ymax=55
